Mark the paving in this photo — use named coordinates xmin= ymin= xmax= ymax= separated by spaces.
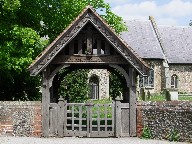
xmin=0 ymin=137 xmax=189 ymax=144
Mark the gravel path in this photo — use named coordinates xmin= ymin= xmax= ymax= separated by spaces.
xmin=0 ymin=137 xmax=188 ymax=144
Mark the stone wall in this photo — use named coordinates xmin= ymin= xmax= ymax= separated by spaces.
xmin=137 ymin=101 xmax=192 ymax=142
xmin=1 ymin=100 xmax=192 ymax=142
xmin=169 ymin=64 xmax=192 ymax=93
xmin=88 ymin=69 xmax=109 ymax=99
xmin=0 ymin=101 xmax=41 ymax=137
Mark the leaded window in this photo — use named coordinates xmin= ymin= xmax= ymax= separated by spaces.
xmin=171 ymin=74 xmax=178 ymax=88
xmin=139 ymin=67 xmax=154 ymax=88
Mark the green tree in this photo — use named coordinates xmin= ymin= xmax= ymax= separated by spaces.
xmin=0 ymin=0 xmax=127 ymax=100
xmin=59 ymin=69 xmax=89 ymax=103
xmin=0 ymin=0 xmax=48 ymax=100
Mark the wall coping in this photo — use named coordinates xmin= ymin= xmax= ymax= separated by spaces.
xmin=0 ymin=101 xmax=41 ymax=106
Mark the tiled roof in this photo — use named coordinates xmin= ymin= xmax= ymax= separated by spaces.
xmin=121 ymin=19 xmax=192 ymax=64
xmin=158 ymin=25 xmax=192 ymax=64
xmin=121 ymin=20 xmax=164 ymax=59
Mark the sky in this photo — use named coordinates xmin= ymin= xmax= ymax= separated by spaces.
xmin=103 ymin=0 xmax=192 ymax=26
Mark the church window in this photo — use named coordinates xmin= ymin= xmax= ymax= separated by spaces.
xmin=89 ymin=75 xmax=99 ymax=99
xmin=139 ymin=66 xmax=154 ymax=88
xmin=171 ymin=74 xmax=178 ymax=88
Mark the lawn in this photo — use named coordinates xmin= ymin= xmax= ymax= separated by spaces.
xmin=178 ymin=95 xmax=192 ymax=101
xmin=138 ymin=93 xmax=192 ymax=101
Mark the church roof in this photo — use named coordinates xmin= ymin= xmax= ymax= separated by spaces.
xmin=121 ymin=19 xmax=192 ymax=64
xmin=121 ymin=20 xmax=164 ymax=59
xmin=158 ymin=25 xmax=192 ymax=64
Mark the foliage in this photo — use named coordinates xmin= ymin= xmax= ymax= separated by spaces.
xmin=0 ymin=0 xmax=127 ymax=100
xmin=109 ymin=70 xmax=124 ymax=99
xmin=141 ymin=126 xmax=153 ymax=139
xmin=0 ymin=0 xmax=48 ymax=100
xmin=58 ymin=69 xmax=89 ymax=103
xmin=168 ymin=129 xmax=180 ymax=142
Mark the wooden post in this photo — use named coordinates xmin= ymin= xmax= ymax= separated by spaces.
xmin=87 ymin=26 xmax=92 ymax=54
xmin=69 ymin=40 xmax=74 ymax=55
xmin=63 ymin=100 xmax=67 ymax=136
xmin=115 ymin=96 xmax=121 ymax=137
xmin=97 ymin=39 xmax=101 ymax=54
xmin=78 ymin=35 xmax=82 ymax=54
xmin=129 ymin=67 xmax=137 ymax=136
xmin=42 ymin=67 xmax=50 ymax=137
xmin=58 ymin=96 xmax=64 ymax=137
xmin=105 ymin=41 xmax=110 ymax=54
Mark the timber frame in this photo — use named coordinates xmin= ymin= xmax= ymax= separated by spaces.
xmin=29 ymin=6 xmax=150 ymax=137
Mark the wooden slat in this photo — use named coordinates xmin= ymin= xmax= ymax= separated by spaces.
xmin=49 ymin=103 xmax=58 ymax=107
xmin=49 ymin=108 xmax=54 ymax=135
xmin=64 ymin=131 xmax=87 ymax=137
xmin=97 ymin=105 xmax=100 ymax=133
xmin=89 ymin=104 xmax=93 ymax=136
xmin=67 ymin=117 xmax=86 ymax=120
xmin=112 ymin=101 xmax=115 ymax=135
xmin=72 ymin=105 xmax=74 ymax=131
xmin=87 ymin=103 xmax=90 ymax=137
xmin=79 ymin=105 xmax=82 ymax=131
xmin=53 ymin=107 xmax=58 ymax=135
xmin=121 ymin=103 xmax=129 ymax=108
xmin=121 ymin=108 xmax=129 ymax=136
xmin=104 ymin=104 xmax=107 ymax=132
xmin=63 ymin=101 xmax=67 ymax=136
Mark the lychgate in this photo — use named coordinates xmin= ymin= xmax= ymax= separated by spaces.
xmin=29 ymin=6 xmax=149 ymax=137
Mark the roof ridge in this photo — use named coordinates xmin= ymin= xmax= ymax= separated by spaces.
xmin=149 ymin=16 xmax=168 ymax=62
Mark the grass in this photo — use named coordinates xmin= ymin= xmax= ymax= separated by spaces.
xmin=139 ymin=93 xmax=192 ymax=101
xmin=138 ymin=93 xmax=166 ymax=101
xmin=178 ymin=95 xmax=192 ymax=101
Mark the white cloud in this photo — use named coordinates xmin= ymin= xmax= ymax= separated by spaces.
xmin=110 ymin=0 xmax=192 ymax=26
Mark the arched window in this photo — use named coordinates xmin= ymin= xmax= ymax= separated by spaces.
xmin=89 ymin=75 xmax=99 ymax=99
xmin=171 ymin=74 xmax=178 ymax=88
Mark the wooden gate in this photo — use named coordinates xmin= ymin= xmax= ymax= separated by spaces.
xmin=49 ymin=99 xmax=115 ymax=137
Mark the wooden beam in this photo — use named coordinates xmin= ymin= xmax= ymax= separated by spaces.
xmin=51 ymin=55 xmax=128 ymax=64
xmin=42 ymin=67 xmax=50 ymax=137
